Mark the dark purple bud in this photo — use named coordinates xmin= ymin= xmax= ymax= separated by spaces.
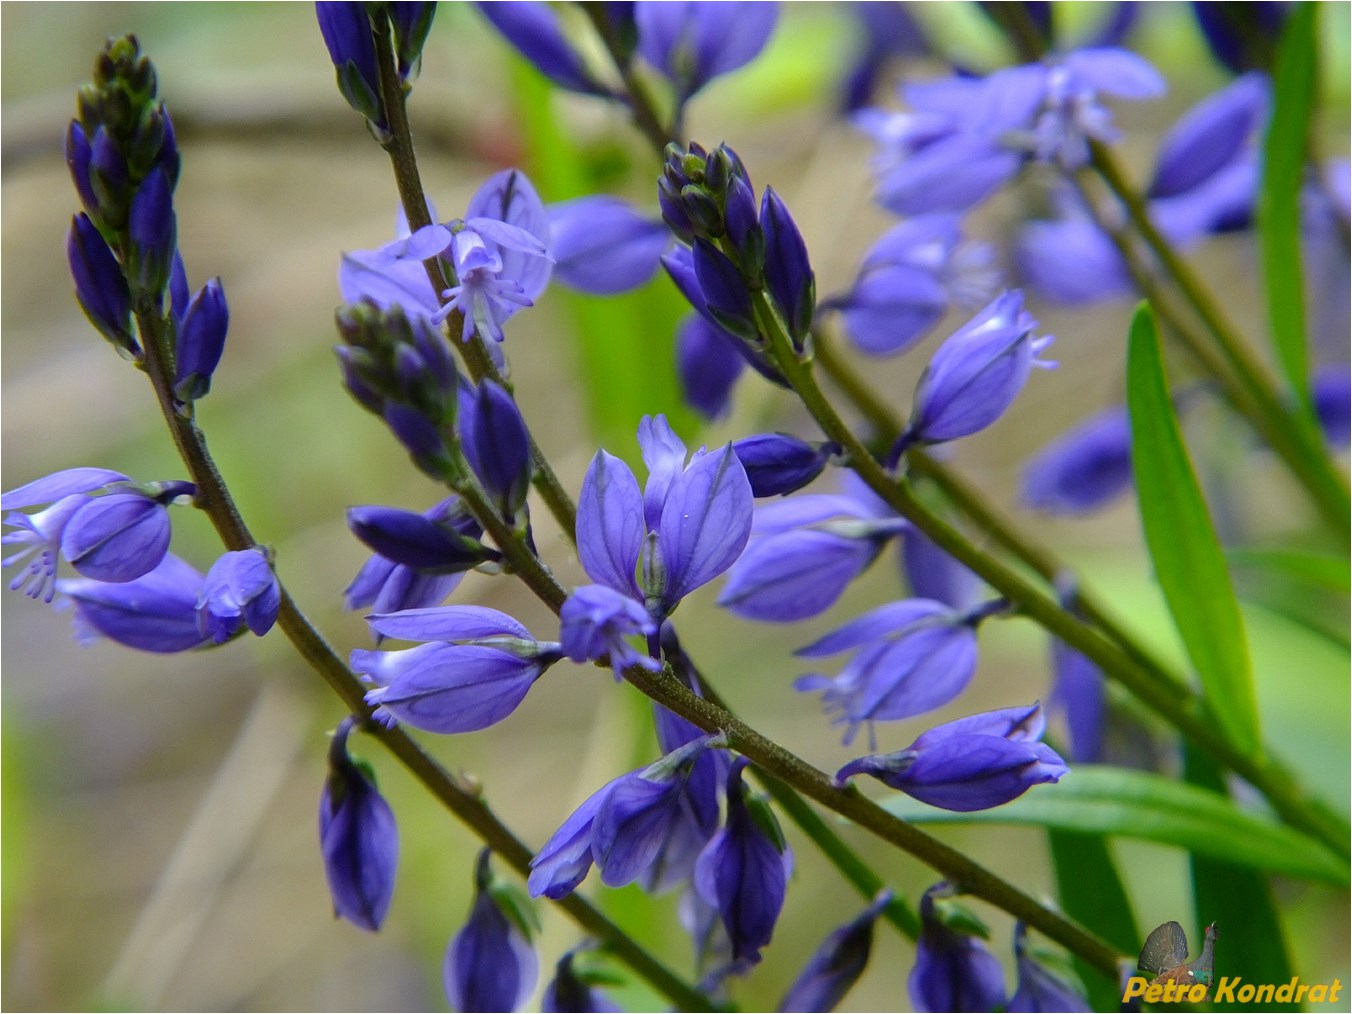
xmin=347 ymin=504 xmax=497 ymax=573
xmin=693 ymin=758 xmax=789 ymax=964
xmin=1009 ymin=923 xmax=1091 ymax=1012
xmin=57 ymin=553 xmax=210 ymax=653
xmin=319 ymin=716 xmax=399 ymax=932
xmin=900 ymin=290 xmax=1053 ymax=451
xmin=127 ymin=167 xmax=176 ymax=295
xmin=388 ymin=1 xmax=437 ymax=80
xmin=761 ymin=187 xmax=816 ymax=347
xmin=66 ymin=121 xmax=99 ymax=217
xmin=154 ymin=103 xmax=181 ymax=188
xmin=476 ymin=1 xmax=610 ymax=96
xmin=1022 ymin=407 xmax=1134 ymax=514
xmin=908 ymin=885 xmax=1007 ymax=1013
xmin=60 ymin=491 xmax=172 ymax=583
xmin=383 ymin=401 xmax=449 ymax=471
xmin=1191 ymin=1 xmax=1286 ymax=74
xmin=732 ymin=432 xmax=833 ymax=497
xmin=168 ymin=252 xmax=190 ymax=324
xmin=676 ymin=312 xmax=747 ymax=419
xmin=316 ymin=1 xmax=387 ymax=129
xmin=724 ymin=174 xmax=763 ymax=272
xmin=778 ymin=891 xmax=892 ymax=1013
xmin=681 ymin=184 xmax=726 ymax=238
xmin=548 ymin=196 xmax=670 ymax=294
xmin=541 ymin=950 xmax=621 ymax=1013
xmin=693 ymin=238 xmax=757 ymax=340
xmin=659 ymin=177 xmax=696 ymax=242
xmin=68 ymin=214 xmax=136 ymax=355
xmin=1313 ymin=364 xmax=1350 ymax=447
xmin=836 ymin=703 xmax=1068 ymax=812
xmin=461 ymin=379 xmax=532 ymax=519
xmin=174 ymin=277 xmax=229 ymax=402
xmin=344 ymin=497 xmax=470 ymax=619
xmin=89 ymin=127 xmax=129 ymax=226
xmin=196 ymin=547 xmax=280 ymax=642
xmin=444 ymin=850 xmax=538 ymax=1013
xmin=354 ymin=640 xmax=555 ymax=734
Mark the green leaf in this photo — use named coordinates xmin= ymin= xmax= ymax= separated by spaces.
xmin=1227 ymin=546 xmax=1351 ymax=595
xmin=1127 ymin=303 xmax=1259 ymax=755
xmin=1184 ymin=746 xmax=1297 ymax=1010
xmin=1049 ymin=830 xmax=1139 ymax=1011
xmin=1258 ymin=2 xmax=1318 ymax=419
xmin=880 ymin=766 xmax=1348 ymax=886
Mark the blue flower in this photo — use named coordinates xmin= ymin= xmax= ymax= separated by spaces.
xmin=693 ymin=758 xmax=790 ymax=964
xmin=352 ymin=607 xmax=561 ymax=734
xmin=174 ymin=276 xmax=230 ymax=402
xmin=826 ymin=215 xmax=998 ymax=357
xmin=897 ymin=291 xmax=1053 ymax=452
xmin=572 ymin=415 xmax=752 ymax=626
xmin=795 ymin=599 xmax=989 ymax=744
xmin=676 ymin=312 xmax=748 ymax=419
xmin=635 ymin=2 xmax=778 ymax=101
xmin=1021 ymin=406 xmax=1134 ymax=514
xmin=548 ymin=196 xmax=671 ymax=294
xmin=127 ymin=166 xmax=176 ymax=294
xmin=908 ymin=884 xmax=1007 ymax=1013
xmin=196 ymin=547 xmax=280 ymax=643
xmin=445 ymin=850 xmax=539 ymax=1013
xmin=459 ymin=378 xmax=533 ymax=520
xmin=731 ymin=433 xmax=836 ymax=498
xmin=900 ymin=530 xmax=982 ymax=611
xmin=778 ymin=891 xmax=892 ymax=1013
xmin=559 ymin=583 xmax=659 ymax=679
xmin=58 ymin=552 xmax=210 ymax=653
xmin=1008 ymin=923 xmax=1091 ymax=1012
xmin=340 ymin=170 xmax=553 ymax=343
xmin=476 ymin=1 xmax=611 ymax=96
xmin=836 ymin=703 xmax=1068 ymax=812
xmin=718 ymin=478 xmax=907 ymax=623
xmin=68 ymin=213 xmax=134 ymax=354
xmin=347 ymin=502 xmax=497 ymax=572
xmin=319 ymin=716 xmax=399 ymax=932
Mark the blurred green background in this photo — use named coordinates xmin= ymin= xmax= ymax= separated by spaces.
xmin=2 ymin=3 xmax=1348 ymax=1010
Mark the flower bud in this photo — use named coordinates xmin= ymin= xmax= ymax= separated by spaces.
xmin=461 ymin=379 xmax=532 ymax=520
xmin=196 ymin=547 xmax=280 ymax=642
xmin=59 ymin=491 xmax=174 ymax=583
xmin=908 ymin=884 xmax=1007 ymax=1012
xmin=316 ymin=2 xmax=387 ymax=131
xmin=731 ymin=433 xmax=834 ymax=497
xmin=445 ymin=850 xmax=539 ymax=1013
xmin=68 ymin=213 xmax=136 ymax=355
xmin=57 ymin=553 xmax=210 ymax=653
xmin=127 ymin=166 xmax=176 ymax=295
xmin=174 ymin=277 xmax=230 ymax=402
xmin=778 ymin=891 xmax=892 ymax=1012
xmin=346 ymin=503 xmax=498 ymax=573
xmin=761 ymin=186 xmax=815 ymax=347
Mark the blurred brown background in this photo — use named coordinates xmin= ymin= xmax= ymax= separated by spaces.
xmin=3 ymin=3 xmax=1348 ymax=1010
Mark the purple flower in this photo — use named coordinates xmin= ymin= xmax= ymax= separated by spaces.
xmin=57 ymin=552 xmax=210 ymax=653
xmin=340 ymin=170 xmax=552 ymax=343
xmin=1015 ymin=211 xmax=1133 ymax=306
xmin=529 ymin=734 xmax=721 ymax=898
xmin=343 ymin=500 xmax=475 ymax=626
xmin=476 ymin=1 xmax=610 ymax=96
xmin=574 ymin=415 xmax=752 ymax=623
xmin=319 ymin=716 xmax=399 ymax=932
xmin=460 ymin=378 xmax=533 ymax=519
xmin=353 ymin=609 xmax=561 ymax=733
xmin=1024 ymin=49 xmax=1165 ymax=168
xmin=901 ymin=530 xmax=981 ymax=611
xmin=898 ymin=291 xmax=1053 ymax=452
xmin=59 ymin=491 xmax=176 ymax=583
xmin=836 ymin=703 xmax=1068 ymax=812
xmin=908 ymin=884 xmax=1007 ymax=1013
xmin=635 ymin=2 xmax=778 ymax=100
xmin=693 ymin=758 xmax=789 ymax=964
xmin=196 ymin=547 xmax=280 ymax=643
xmin=548 ymin=196 xmax=671 ymax=294
xmin=1149 ymin=73 xmax=1269 ymax=201
xmin=677 ymin=312 xmax=748 ymax=419
xmin=718 ymin=483 xmax=907 ymax=623
xmin=347 ymin=500 xmax=495 ymax=574
xmin=68 ymin=213 xmax=135 ymax=354
xmin=316 ymin=2 xmax=386 ymax=129
xmin=778 ymin=891 xmax=892 ymax=1013
xmin=127 ymin=166 xmax=176 ymax=294
xmin=66 ymin=121 xmax=98 ymax=219
xmin=1051 ymin=630 xmax=1106 ymax=765
xmin=731 ymin=433 xmax=835 ymax=498
xmin=761 ymin=187 xmax=816 ymax=346
xmin=445 ymin=850 xmax=538 ymax=1013
xmin=795 ymin=599 xmax=987 ymax=744
xmin=827 ymin=215 xmax=998 ymax=357
xmin=1021 ymin=406 xmax=1134 ymax=514
xmin=1008 ymin=923 xmax=1091 ymax=1012
xmin=559 ymin=583 xmax=659 ymax=678
xmin=174 ymin=277 xmax=229 ymax=402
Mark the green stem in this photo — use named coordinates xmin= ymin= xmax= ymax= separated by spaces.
xmin=370 ymin=12 xmax=578 ymax=538
xmin=131 ymin=301 xmax=716 ymax=1013
xmin=1086 ymin=144 xmax=1350 ymax=535
xmin=755 ymin=292 xmax=1350 ymax=861
xmin=578 ymin=2 xmax=674 ymax=152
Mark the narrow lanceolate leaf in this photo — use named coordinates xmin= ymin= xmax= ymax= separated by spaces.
xmin=881 ymin=766 xmax=1348 ymax=886
xmin=1048 ymin=829 xmax=1139 ymax=1011
xmin=1127 ymin=303 xmax=1259 ymax=755
xmin=1258 ymin=2 xmax=1317 ymax=419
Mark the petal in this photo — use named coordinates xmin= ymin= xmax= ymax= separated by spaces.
xmin=61 ymin=494 xmax=171 ymax=583
xmin=657 ymin=444 xmax=753 ymax=609
xmin=718 ymin=529 xmax=880 ymax=622
xmin=367 ymin=604 xmax=532 ymax=642
xmin=576 ymin=450 xmax=644 ymax=597
xmin=1 ymin=467 xmax=129 ymax=511
xmin=548 ymin=196 xmax=670 ymax=294
xmin=795 ymin=599 xmax=956 ymax=657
